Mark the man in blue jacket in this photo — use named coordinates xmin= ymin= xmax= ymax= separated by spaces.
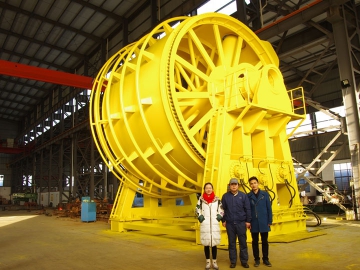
xmin=247 ymin=176 xmax=273 ymax=267
xmin=222 ymin=178 xmax=251 ymax=268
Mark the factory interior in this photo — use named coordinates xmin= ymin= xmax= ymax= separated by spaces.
xmin=1 ymin=0 xmax=360 ymax=269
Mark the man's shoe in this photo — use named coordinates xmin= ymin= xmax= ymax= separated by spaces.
xmin=230 ymin=263 xmax=236 ymax=268
xmin=241 ymin=263 xmax=249 ymax=268
xmin=263 ymin=260 xmax=272 ymax=267
xmin=254 ymin=260 xmax=260 ymax=267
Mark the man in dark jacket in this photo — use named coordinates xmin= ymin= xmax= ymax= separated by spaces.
xmin=222 ymin=178 xmax=251 ymax=268
xmin=247 ymin=176 xmax=273 ymax=267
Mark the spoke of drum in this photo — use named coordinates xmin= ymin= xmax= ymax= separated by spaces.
xmin=187 ymin=29 xmax=216 ymax=71
xmin=175 ymin=56 xmax=210 ymax=86
xmin=213 ymin=25 xmax=225 ymax=66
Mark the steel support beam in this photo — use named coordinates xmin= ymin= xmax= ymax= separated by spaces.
xmin=329 ymin=3 xmax=360 ymax=219
xmin=103 ymin=163 xmax=108 ymax=199
xmin=0 ymin=60 xmax=93 ymax=89
xmin=72 ymin=133 xmax=79 ymax=198
xmin=39 ymin=151 xmax=44 ymax=201
xmin=161 ymin=0 xmax=207 ymax=20
xmin=235 ymin=0 xmax=248 ymax=25
xmin=90 ymin=138 xmax=95 ymax=200
xmin=48 ymin=146 xmax=52 ymax=204
xmin=255 ymin=0 xmax=350 ymax=40
xmin=0 ymin=146 xmax=27 ymax=154
xmin=58 ymin=140 xmax=64 ymax=204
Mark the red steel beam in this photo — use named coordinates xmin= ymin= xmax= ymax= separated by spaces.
xmin=0 ymin=146 xmax=27 ymax=154
xmin=0 ymin=59 xmax=93 ymax=89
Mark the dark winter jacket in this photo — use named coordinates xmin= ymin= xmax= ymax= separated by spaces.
xmin=221 ymin=191 xmax=251 ymax=224
xmin=247 ymin=190 xmax=272 ymax=233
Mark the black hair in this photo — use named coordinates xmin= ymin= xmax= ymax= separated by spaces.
xmin=248 ymin=176 xmax=258 ymax=183
xmin=203 ymin=182 xmax=213 ymax=190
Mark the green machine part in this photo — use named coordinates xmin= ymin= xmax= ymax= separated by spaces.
xmin=89 ymin=13 xmax=307 ymax=240
xmin=12 ymin=193 xmax=38 ymax=202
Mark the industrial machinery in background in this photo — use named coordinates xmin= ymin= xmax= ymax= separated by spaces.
xmin=52 ymin=198 xmax=112 ymax=221
xmin=12 ymin=192 xmax=38 ymax=204
xmin=12 ymin=186 xmax=38 ymax=208
xmin=90 ymin=13 xmax=307 ymax=242
xmin=81 ymin=196 xmax=96 ymax=222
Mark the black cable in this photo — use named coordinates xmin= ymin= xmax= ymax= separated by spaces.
xmin=303 ymin=207 xmax=322 ymax=227
xmin=280 ymin=164 xmax=296 ymax=208
xmin=240 ymin=178 xmax=252 ymax=194
xmin=258 ymin=160 xmax=265 ymax=175
xmin=264 ymin=186 xmax=276 ymax=204
xmin=245 ymin=161 xmax=250 ymax=180
xmin=238 ymin=160 xmax=251 ymax=194
xmin=287 ymin=164 xmax=294 ymax=184
xmin=285 ymin=179 xmax=296 ymax=208
xmin=268 ymin=163 xmax=275 ymax=190
xmin=265 ymin=163 xmax=276 ymax=204
xmin=256 ymin=160 xmax=274 ymax=200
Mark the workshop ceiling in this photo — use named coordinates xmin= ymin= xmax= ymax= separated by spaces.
xmin=0 ymin=0 xmax=356 ymax=131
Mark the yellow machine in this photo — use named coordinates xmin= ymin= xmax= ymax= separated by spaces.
xmin=89 ymin=13 xmax=307 ymax=242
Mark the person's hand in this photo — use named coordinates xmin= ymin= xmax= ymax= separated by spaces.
xmin=222 ymin=221 xmax=226 ymax=227
xmin=198 ymin=215 xmax=205 ymax=223
xmin=245 ymin=222 xmax=251 ymax=229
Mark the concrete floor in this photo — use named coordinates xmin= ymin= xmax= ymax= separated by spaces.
xmin=0 ymin=210 xmax=359 ymax=270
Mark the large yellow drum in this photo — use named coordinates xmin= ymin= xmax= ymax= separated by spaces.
xmin=90 ymin=13 xmax=306 ymax=237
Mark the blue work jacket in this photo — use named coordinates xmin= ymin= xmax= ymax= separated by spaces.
xmin=247 ymin=190 xmax=272 ymax=233
xmin=221 ymin=191 xmax=251 ymax=224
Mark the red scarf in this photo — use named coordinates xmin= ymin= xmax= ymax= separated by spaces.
xmin=203 ymin=191 xmax=215 ymax=204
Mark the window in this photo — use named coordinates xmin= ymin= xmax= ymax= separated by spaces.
xmin=334 ymin=163 xmax=352 ymax=192
xmin=197 ymin=0 xmax=236 ymax=16
xmin=296 ymin=169 xmax=310 ymax=192
xmin=23 ymin=175 xmax=32 ymax=186
xmin=287 ymin=106 xmax=345 ymax=138
xmin=0 ymin=175 xmax=3 ymax=186
xmin=315 ymin=106 xmax=344 ymax=132
xmin=297 ymin=179 xmax=310 ymax=193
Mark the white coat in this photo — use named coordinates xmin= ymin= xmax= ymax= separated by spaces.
xmin=195 ymin=196 xmax=224 ymax=247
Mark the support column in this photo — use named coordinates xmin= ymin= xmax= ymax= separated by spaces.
xmin=32 ymin=154 xmax=36 ymax=194
xmin=70 ymin=135 xmax=74 ymax=199
xmin=151 ymin=0 xmax=158 ymax=27
xmin=329 ymin=5 xmax=360 ymax=219
xmin=110 ymin=172 xmax=117 ymax=202
xmin=235 ymin=0 xmax=261 ymax=30
xmin=73 ymin=133 xmax=78 ymax=198
xmin=235 ymin=0 xmax=248 ymax=25
xmin=90 ymin=138 xmax=95 ymax=200
xmin=48 ymin=146 xmax=52 ymax=206
xmin=58 ymin=140 xmax=64 ymax=204
xmin=103 ymin=162 xmax=108 ymax=200
xmin=123 ymin=18 xmax=128 ymax=46
xmin=39 ymin=150 xmax=43 ymax=206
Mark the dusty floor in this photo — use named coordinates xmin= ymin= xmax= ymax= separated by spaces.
xmin=0 ymin=209 xmax=359 ymax=270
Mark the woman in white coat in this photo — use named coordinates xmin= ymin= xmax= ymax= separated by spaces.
xmin=195 ymin=182 xmax=224 ymax=270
